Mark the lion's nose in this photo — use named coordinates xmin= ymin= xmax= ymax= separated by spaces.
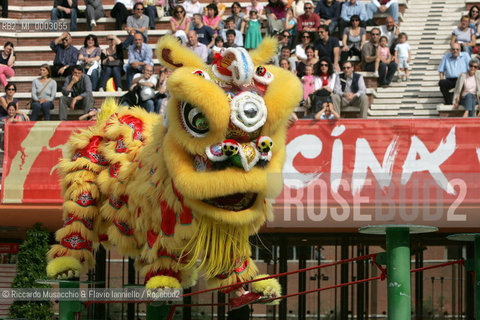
xmin=229 ymin=92 xmax=267 ymax=133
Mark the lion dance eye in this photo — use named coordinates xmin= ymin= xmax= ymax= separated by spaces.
xmin=192 ymin=69 xmax=211 ymax=80
xmin=181 ymin=102 xmax=209 ymax=137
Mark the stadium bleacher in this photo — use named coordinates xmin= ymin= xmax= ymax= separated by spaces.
xmin=0 ymin=0 xmax=472 ymax=119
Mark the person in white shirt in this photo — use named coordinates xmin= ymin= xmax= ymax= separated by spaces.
xmin=394 ymin=32 xmax=411 ymax=82
xmin=183 ymin=0 xmax=203 ymax=18
xmin=131 ymin=64 xmax=157 ymax=112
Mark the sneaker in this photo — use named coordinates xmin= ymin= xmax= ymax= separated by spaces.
xmin=373 ymin=71 xmax=379 ymax=77
xmin=397 ymin=77 xmax=402 ymax=83
xmin=405 ymin=77 xmax=410 ymax=82
xmin=117 ymin=88 xmax=123 ymax=92
xmin=99 ymin=87 xmax=104 ymax=92
xmin=90 ymin=19 xmax=96 ymax=27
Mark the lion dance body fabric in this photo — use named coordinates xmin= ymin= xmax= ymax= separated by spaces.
xmin=46 ymin=36 xmax=303 ymax=298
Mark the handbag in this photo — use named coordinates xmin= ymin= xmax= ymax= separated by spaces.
xmin=156 ymin=5 xmax=165 ymax=18
xmin=26 ymin=79 xmax=52 ymax=108
xmin=105 ymin=59 xmax=122 ymax=67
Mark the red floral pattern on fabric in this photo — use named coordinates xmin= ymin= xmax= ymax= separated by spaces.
xmin=61 ymin=233 xmax=92 ymax=251
xmin=71 ymin=135 xmax=108 ymax=166
xmin=63 ymin=213 xmax=94 ymax=230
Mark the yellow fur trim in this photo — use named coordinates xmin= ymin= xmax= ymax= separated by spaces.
xmin=97 ymin=97 xmax=118 ymax=123
xmin=106 ymin=225 xmax=141 ymax=258
xmin=263 ymin=66 xmax=303 ymax=134
xmin=249 ymin=37 xmax=278 ymax=66
xmin=179 ymin=269 xmax=198 ymax=289
xmin=46 ymin=256 xmax=83 ymax=278
xmin=251 ymin=274 xmax=281 ymax=305
xmin=156 ymin=35 xmax=206 ymax=71
xmin=55 ymin=223 xmax=97 ymax=243
xmin=145 ymin=275 xmax=181 ymax=289
xmin=179 ymin=216 xmax=251 ymax=278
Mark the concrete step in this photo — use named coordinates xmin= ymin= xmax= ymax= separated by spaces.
xmin=372 ymin=97 xmax=444 ymax=104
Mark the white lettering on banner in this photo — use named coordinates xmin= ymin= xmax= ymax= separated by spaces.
xmin=401 ymin=126 xmax=456 ymax=195
xmin=283 ymin=134 xmax=323 ymax=189
xmin=330 ymin=179 xmax=349 ymax=221
xmin=476 ymin=148 xmax=480 ymax=164
xmin=352 ymin=136 xmax=399 ymax=195
xmin=446 ymin=179 xmax=467 ymax=221
xmin=330 ymin=125 xmax=345 ymax=193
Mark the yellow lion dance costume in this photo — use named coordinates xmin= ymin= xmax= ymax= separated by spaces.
xmin=46 ymin=36 xmax=302 ymax=300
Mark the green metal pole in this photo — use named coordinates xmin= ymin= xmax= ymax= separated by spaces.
xmin=59 ymin=282 xmax=82 ymax=320
xmin=386 ymin=227 xmax=411 ymax=320
xmin=147 ymin=304 xmax=172 ymax=320
xmin=475 ymin=236 xmax=480 ymax=320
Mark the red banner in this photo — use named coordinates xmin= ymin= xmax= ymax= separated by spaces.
xmin=270 ymin=118 xmax=480 ymax=229
xmin=2 ymin=119 xmax=480 ymax=230
xmin=1 ymin=122 xmax=92 ymax=204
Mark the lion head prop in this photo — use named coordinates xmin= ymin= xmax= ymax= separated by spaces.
xmin=46 ymin=36 xmax=302 ymax=298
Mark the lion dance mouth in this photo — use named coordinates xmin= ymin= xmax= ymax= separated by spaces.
xmin=203 ymin=192 xmax=258 ymax=211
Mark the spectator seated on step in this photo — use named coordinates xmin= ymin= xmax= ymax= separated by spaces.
xmin=125 ymin=33 xmax=154 ymax=89
xmin=340 ymin=15 xmax=366 ymax=65
xmin=78 ymin=34 xmax=102 ymax=91
xmin=224 ymin=29 xmax=239 ymax=48
xmin=338 ymin=0 xmax=367 ymax=37
xmin=59 ymin=65 xmax=94 ymax=121
xmin=99 ymin=35 xmax=124 ymax=92
xmin=111 ymin=0 xmax=134 ymax=30
xmin=438 ymin=43 xmax=470 ymax=105
xmin=315 ymin=0 xmax=341 ymax=35
xmin=0 ymin=41 xmax=15 ymax=90
xmin=362 ymin=27 xmax=397 ymax=87
xmin=332 ymin=60 xmax=369 ymax=118
xmin=143 ymin=0 xmax=165 ymax=30
xmin=272 ymin=46 xmax=297 ymax=73
xmin=129 ymin=64 xmax=157 ymax=112
xmin=265 ymin=0 xmax=286 ymax=35
xmin=193 ymin=13 xmax=216 ymax=48
xmin=51 ymin=0 xmax=78 ymax=31
xmin=187 ymin=30 xmax=209 ymax=62
xmin=451 ymin=15 xmax=476 ymax=56
xmin=124 ymin=2 xmax=150 ymax=48
xmin=366 ymin=0 xmax=398 ymax=24
xmin=296 ymin=1 xmax=321 ymax=34
xmin=221 ymin=17 xmax=243 ymax=48
xmin=183 ymin=0 xmax=204 ymax=18
xmin=314 ymin=25 xmax=340 ymax=73
xmin=84 ymin=0 xmax=104 ymax=31
xmin=452 ymin=59 xmax=480 ymax=118
xmin=468 ymin=5 xmax=480 ymax=37
xmin=229 ymin=1 xmax=246 ymax=31
xmin=50 ymin=32 xmax=79 ymax=78
xmin=30 ymin=64 xmax=57 ymax=121
xmin=380 ymin=15 xmax=399 ymax=55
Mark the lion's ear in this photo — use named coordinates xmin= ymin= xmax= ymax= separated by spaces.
xmin=249 ymin=37 xmax=278 ymax=66
xmin=156 ymin=35 xmax=207 ymax=70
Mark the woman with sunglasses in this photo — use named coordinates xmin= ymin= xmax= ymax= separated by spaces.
xmin=99 ymin=35 xmax=123 ymax=92
xmin=469 ymin=5 xmax=480 ymax=35
xmin=0 ymin=83 xmax=28 ymax=121
xmin=295 ymin=31 xmax=312 ymax=61
xmin=0 ymin=41 xmax=15 ymax=90
xmin=78 ymin=34 xmax=101 ymax=91
xmin=340 ymin=14 xmax=366 ymax=64
xmin=170 ymin=5 xmax=190 ymax=33
xmin=309 ymin=56 xmax=336 ymax=111
xmin=30 ymin=64 xmax=56 ymax=121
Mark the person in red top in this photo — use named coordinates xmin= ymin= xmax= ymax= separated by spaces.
xmin=297 ymin=1 xmax=321 ymax=33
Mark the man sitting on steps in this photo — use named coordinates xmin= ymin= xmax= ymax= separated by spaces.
xmin=438 ymin=43 xmax=471 ymax=105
